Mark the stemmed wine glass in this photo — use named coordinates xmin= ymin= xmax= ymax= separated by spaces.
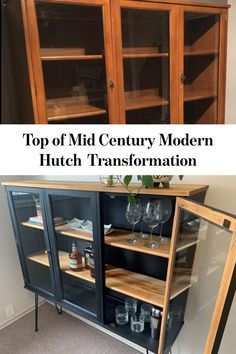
xmin=125 ymin=200 xmax=143 ymax=244
xmin=157 ymin=199 xmax=172 ymax=243
xmin=143 ymin=199 xmax=165 ymax=249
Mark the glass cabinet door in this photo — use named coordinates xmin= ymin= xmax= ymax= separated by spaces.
xmin=9 ymin=190 xmax=55 ymax=296
xmin=28 ymin=0 xmax=114 ymax=124
xmin=182 ymin=10 xmax=221 ymax=124
xmin=46 ymin=191 xmax=101 ymax=318
xmin=115 ymin=2 xmax=175 ymax=124
xmin=162 ymin=198 xmax=236 ymax=354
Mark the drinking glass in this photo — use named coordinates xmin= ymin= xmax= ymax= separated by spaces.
xmin=157 ymin=198 xmax=172 ymax=243
xmin=130 ymin=313 xmax=145 ymax=333
xmin=125 ymin=297 xmax=137 ymax=315
xmin=140 ymin=303 xmax=153 ymax=322
xmin=143 ymin=200 xmax=165 ymax=249
xmin=116 ymin=306 xmax=129 ymax=325
xmin=125 ymin=200 xmax=142 ymax=244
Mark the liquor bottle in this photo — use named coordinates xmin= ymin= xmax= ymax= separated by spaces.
xmin=69 ymin=241 xmax=82 ymax=271
xmin=84 ymin=243 xmax=93 ymax=269
xmin=89 ymin=251 xmax=95 ymax=278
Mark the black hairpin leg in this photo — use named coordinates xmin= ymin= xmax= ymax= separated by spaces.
xmin=35 ymin=293 xmax=38 ymax=332
xmin=146 ymin=349 xmax=149 ymax=354
xmin=55 ymin=303 xmax=63 ymax=315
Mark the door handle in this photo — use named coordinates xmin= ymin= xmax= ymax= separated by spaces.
xmin=109 ymin=80 xmax=115 ymax=91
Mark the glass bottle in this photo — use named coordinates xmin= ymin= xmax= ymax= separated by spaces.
xmin=84 ymin=243 xmax=93 ymax=269
xmin=89 ymin=251 xmax=95 ymax=278
xmin=69 ymin=241 xmax=82 ymax=272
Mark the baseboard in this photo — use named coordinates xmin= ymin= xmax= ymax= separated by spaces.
xmin=0 ymin=299 xmax=45 ymax=330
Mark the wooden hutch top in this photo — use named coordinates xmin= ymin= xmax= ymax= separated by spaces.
xmin=1 ymin=181 xmax=209 ymax=197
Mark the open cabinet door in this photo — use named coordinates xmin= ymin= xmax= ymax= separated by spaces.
xmin=159 ymin=197 xmax=236 ymax=354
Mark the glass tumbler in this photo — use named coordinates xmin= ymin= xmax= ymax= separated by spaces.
xmin=130 ymin=313 xmax=145 ymax=333
xmin=115 ymin=306 xmax=129 ymax=325
xmin=140 ymin=303 xmax=153 ymax=322
xmin=125 ymin=297 xmax=137 ymax=315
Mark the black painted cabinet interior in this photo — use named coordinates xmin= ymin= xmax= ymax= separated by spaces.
xmin=6 ymin=186 xmax=207 ymax=353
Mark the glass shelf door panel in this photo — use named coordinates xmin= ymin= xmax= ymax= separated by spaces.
xmin=35 ymin=1 xmax=110 ymax=123
xmin=183 ymin=12 xmax=220 ymax=124
xmin=47 ymin=192 xmax=98 ymax=316
xmin=163 ymin=201 xmax=235 ymax=354
xmin=10 ymin=191 xmax=54 ymax=295
xmin=120 ymin=7 xmax=171 ymax=124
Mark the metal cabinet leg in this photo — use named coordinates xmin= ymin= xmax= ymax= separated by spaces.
xmin=35 ymin=293 xmax=38 ymax=332
xmin=55 ymin=303 xmax=63 ymax=315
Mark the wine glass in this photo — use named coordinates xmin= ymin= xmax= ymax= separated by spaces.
xmin=125 ymin=200 xmax=142 ymax=244
xmin=143 ymin=200 xmax=165 ymax=249
xmin=157 ymin=199 xmax=172 ymax=243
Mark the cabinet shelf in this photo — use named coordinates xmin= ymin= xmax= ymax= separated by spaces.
xmin=41 ymin=48 xmax=103 ymax=61
xmin=123 ymin=53 xmax=169 ymax=59
xmin=22 ymin=221 xmax=93 ymax=241
xmin=105 ymin=230 xmax=198 ymax=258
xmin=28 ymin=251 xmax=95 ymax=283
xmin=105 ymin=267 xmax=193 ymax=308
xmin=125 ymin=90 xmax=169 ymax=111
xmin=184 ymin=88 xmax=217 ymax=102
xmin=22 ymin=222 xmax=198 ymax=257
xmin=184 ymin=50 xmax=218 ymax=56
xmin=46 ymin=97 xmax=107 ymax=121
xmin=27 ymin=251 xmax=192 ymax=307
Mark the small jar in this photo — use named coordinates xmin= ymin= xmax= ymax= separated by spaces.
xmin=89 ymin=251 xmax=95 ymax=278
xmin=84 ymin=244 xmax=93 ymax=269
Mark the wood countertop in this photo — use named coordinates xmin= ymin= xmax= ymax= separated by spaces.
xmin=1 ymin=181 xmax=208 ymax=196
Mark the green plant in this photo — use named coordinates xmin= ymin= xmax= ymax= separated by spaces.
xmin=118 ymin=176 xmax=154 ymax=204
xmin=119 ymin=175 xmax=184 ymax=204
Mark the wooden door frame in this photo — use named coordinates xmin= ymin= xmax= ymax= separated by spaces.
xmin=158 ymin=197 xmax=236 ymax=354
xmin=21 ymin=0 xmax=117 ymax=124
xmin=111 ymin=0 xmax=178 ymax=124
xmin=178 ymin=5 xmax=228 ymax=124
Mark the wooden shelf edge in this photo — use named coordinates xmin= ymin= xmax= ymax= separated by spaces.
xmin=2 ymin=182 xmax=209 ymax=197
xmin=28 ymin=251 xmax=95 ymax=283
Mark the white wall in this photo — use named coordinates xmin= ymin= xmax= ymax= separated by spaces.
xmin=0 ymin=176 xmax=35 ymax=329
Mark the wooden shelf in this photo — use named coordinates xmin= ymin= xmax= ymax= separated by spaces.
xmin=105 ymin=230 xmax=198 ymax=258
xmin=28 ymin=251 xmax=95 ymax=283
xmin=46 ymin=97 xmax=106 ymax=121
xmin=28 ymin=250 xmax=193 ymax=306
xmin=184 ymin=50 xmax=218 ymax=56
xmin=125 ymin=90 xmax=169 ymax=111
xmin=22 ymin=221 xmax=93 ymax=241
xmin=2 ymin=181 xmax=209 ymax=197
xmin=105 ymin=267 xmax=192 ymax=307
xmin=22 ymin=223 xmax=198 ymax=257
xmin=184 ymin=88 xmax=217 ymax=102
xmin=41 ymin=48 xmax=103 ymax=61
xmin=123 ymin=53 xmax=169 ymax=59
xmin=56 ymin=225 xmax=93 ymax=241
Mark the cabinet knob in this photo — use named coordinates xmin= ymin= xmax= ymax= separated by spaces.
xmin=44 ymin=250 xmax=51 ymax=255
xmin=109 ymin=80 xmax=115 ymax=90
xmin=180 ymin=73 xmax=186 ymax=83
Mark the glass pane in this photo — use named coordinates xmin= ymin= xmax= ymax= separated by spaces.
xmin=121 ymin=8 xmax=170 ymax=124
xmin=11 ymin=192 xmax=53 ymax=294
xmin=166 ymin=209 xmax=233 ymax=353
xmin=184 ymin=13 xmax=220 ymax=124
xmin=36 ymin=2 xmax=109 ymax=123
xmin=49 ymin=194 xmax=97 ymax=315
